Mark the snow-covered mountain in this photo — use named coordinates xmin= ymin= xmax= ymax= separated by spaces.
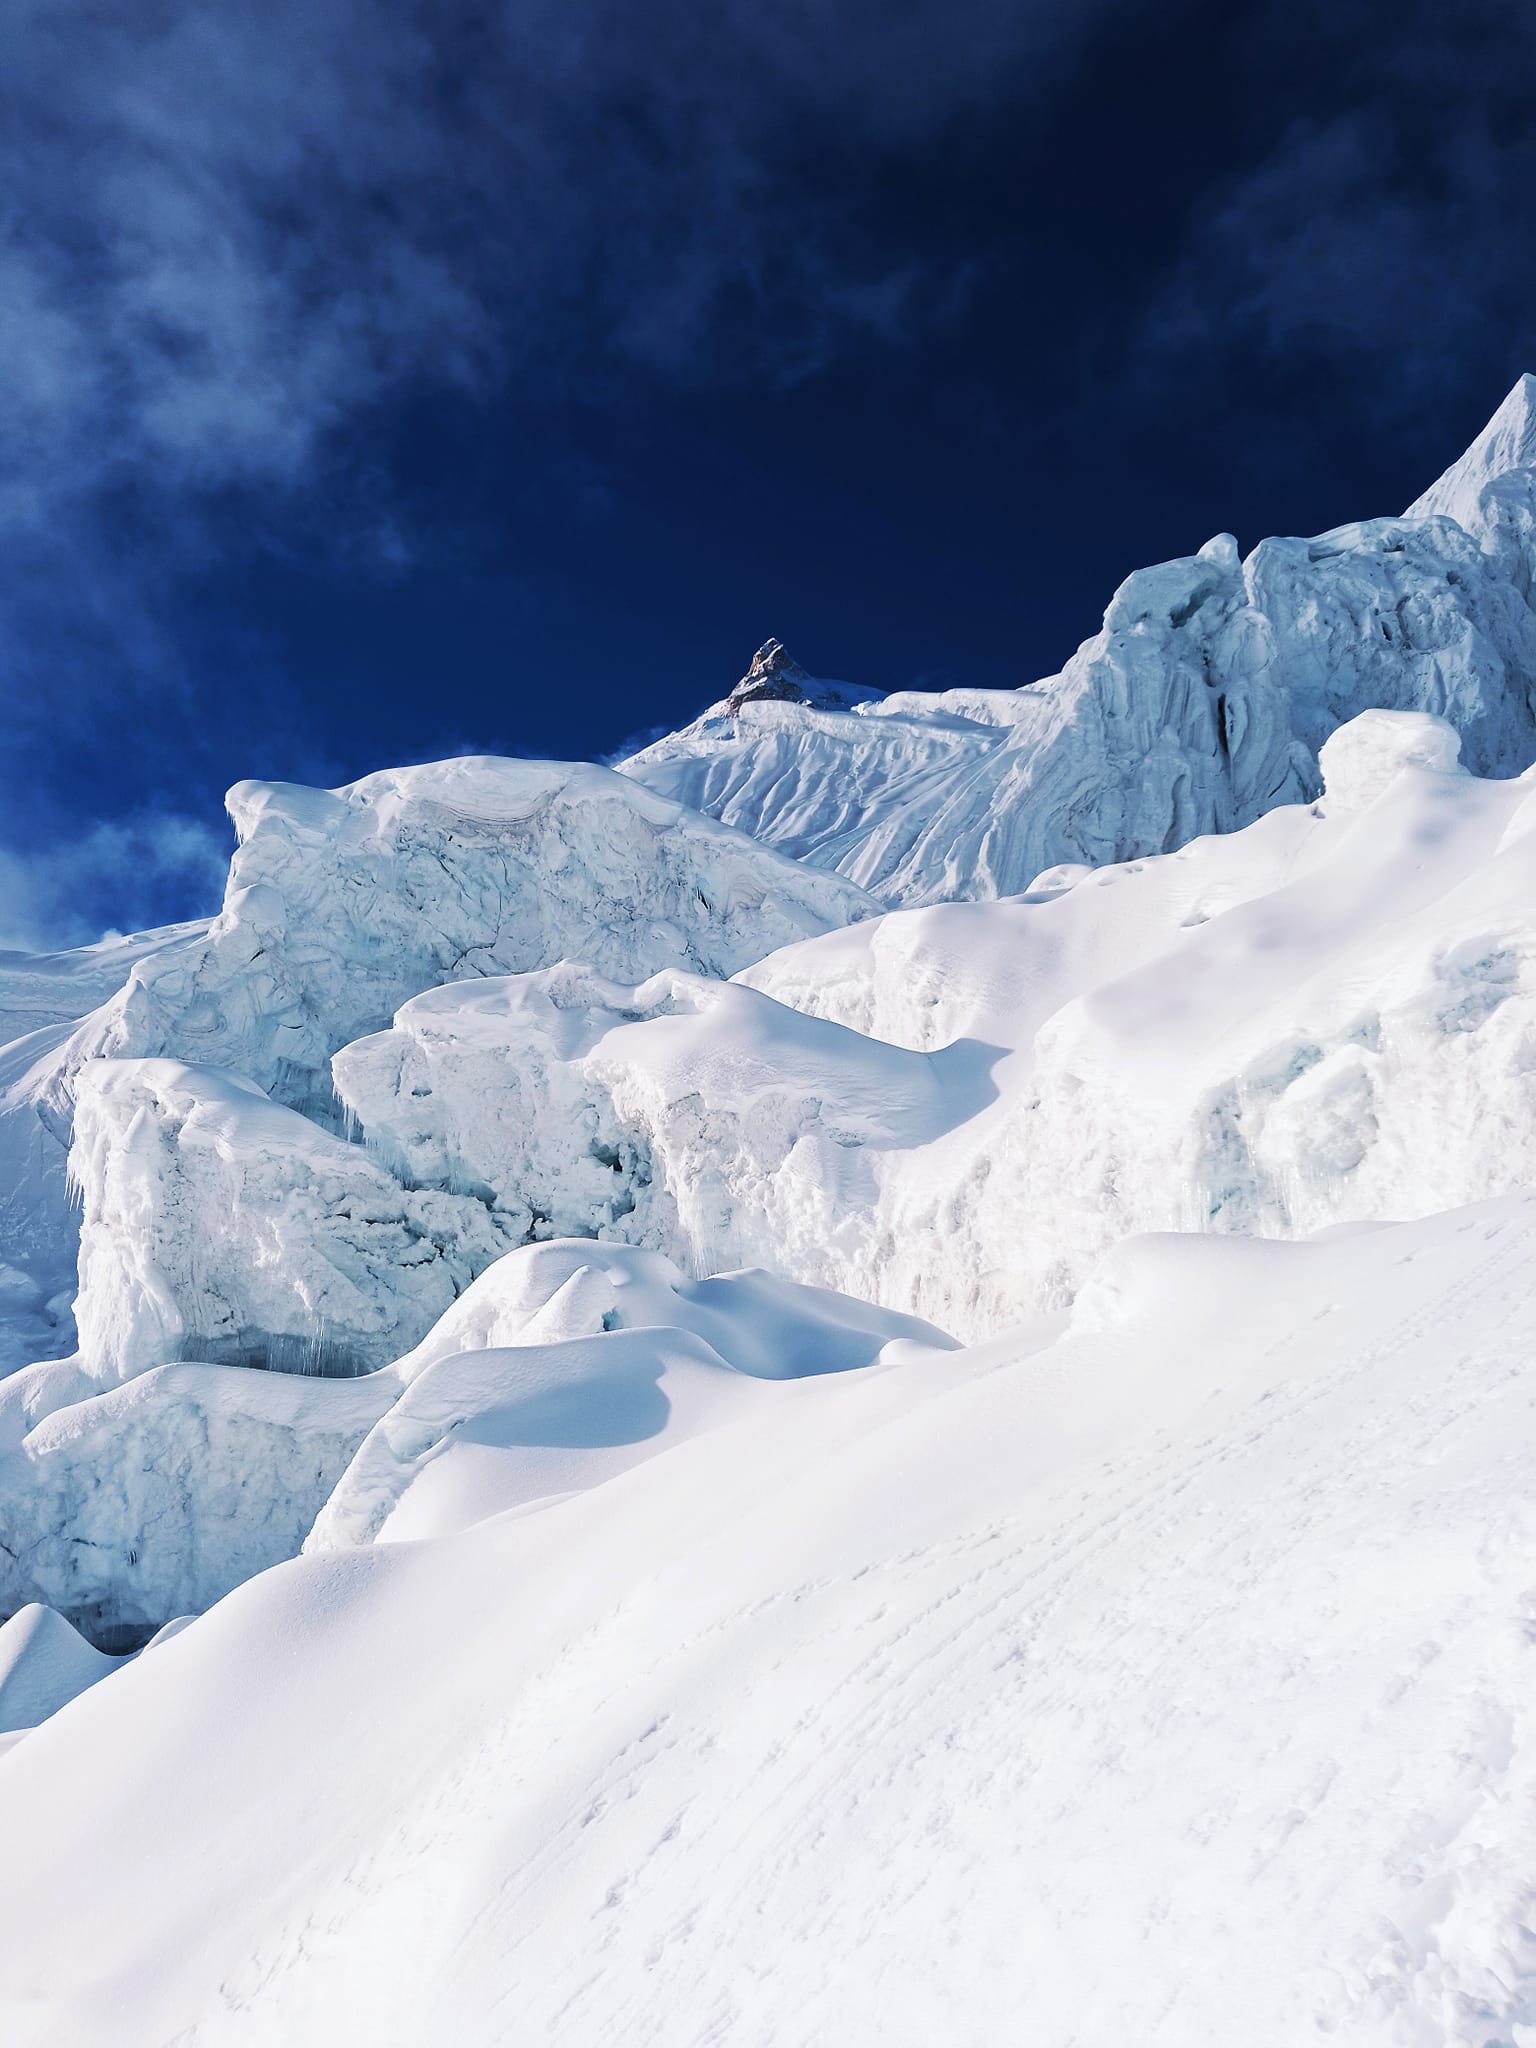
xmin=622 ymin=375 xmax=1536 ymax=905
xmin=6 ymin=383 xmax=1536 ymax=2044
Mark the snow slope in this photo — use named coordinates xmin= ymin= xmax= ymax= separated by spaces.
xmin=623 ymin=380 xmax=1536 ymax=905
xmin=3 ymin=1196 xmax=1535 ymax=2043
xmin=0 ymin=1603 xmax=122 ymax=1735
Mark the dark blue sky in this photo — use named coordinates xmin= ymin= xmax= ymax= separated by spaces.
xmin=5 ymin=0 xmax=1535 ymax=947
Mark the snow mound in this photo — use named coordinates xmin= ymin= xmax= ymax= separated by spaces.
xmin=309 ymin=1328 xmax=786 ymax=1549
xmin=310 ymin=1240 xmax=953 ymax=1549
xmin=1315 ymin=705 xmax=1465 ymax=808
xmin=0 ymin=1604 xmax=121 ymax=1736
xmin=624 ymin=384 xmax=1536 ymax=905
xmin=385 ymin=1236 xmax=955 ymax=1383
xmin=1 ymin=1236 xmax=949 ymax=1640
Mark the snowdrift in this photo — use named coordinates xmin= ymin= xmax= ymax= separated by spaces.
xmin=0 ymin=1239 xmax=948 ymax=1638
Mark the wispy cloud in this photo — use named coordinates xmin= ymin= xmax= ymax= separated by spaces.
xmin=1141 ymin=0 xmax=1536 ymax=431
xmin=2 ymin=2 xmax=492 ymax=520
xmin=2 ymin=0 xmax=1120 ymax=530
xmin=0 ymin=1 xmax=1134 ymax=917
xmin=0 ymin=813 xmax=230 ymax=954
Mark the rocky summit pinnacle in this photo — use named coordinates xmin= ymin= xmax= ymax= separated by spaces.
xmin=729 ymin=638 xmax=811 ymax=708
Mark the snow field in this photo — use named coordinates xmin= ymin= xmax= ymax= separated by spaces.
xmin=3 ymin=1199 xmax=1535 ymax=2042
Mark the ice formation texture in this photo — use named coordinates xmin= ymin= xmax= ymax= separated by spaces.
xmin=0 ymin=923 xmax=209 ymax=1375
xmin=0 ymin=758 xmax=874 ymax=1378
xmin=0 ymin=1361 xmax=390 ymax=1641
xmin=55 ymin=757 xmax=877 ymax=1118
xmin=6 ymin=381 xmax=1536 ymax=2044
xmin=330 ymin=711 xmax=1536 ymax=1336
xmin=70 ymin=1059 xmax=516 ymax=1384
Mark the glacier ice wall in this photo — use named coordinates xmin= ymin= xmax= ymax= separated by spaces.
xmin=0 ymin=759 xmax=873 ymax=1374
xmin=0 ymin=1363 xmax=391 ymax=1642
xmin=70 ymin=1059 xmax=513 ymax=1383
xmin=0 ymin=923 xmax=211 ymax=1375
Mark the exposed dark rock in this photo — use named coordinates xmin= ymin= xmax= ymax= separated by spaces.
xmin=728 ymin=638 xmax=810 ymax=708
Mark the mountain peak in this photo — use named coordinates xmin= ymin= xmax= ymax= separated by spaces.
xmin=729 ymin=638 xmax=811 ymax=707
xmin=1406 ymin=373 xmax=1536 ymax=532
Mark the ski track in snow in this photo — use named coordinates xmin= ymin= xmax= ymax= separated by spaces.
xmin=7 ymin=1204 xmax=1533 ymax=2044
